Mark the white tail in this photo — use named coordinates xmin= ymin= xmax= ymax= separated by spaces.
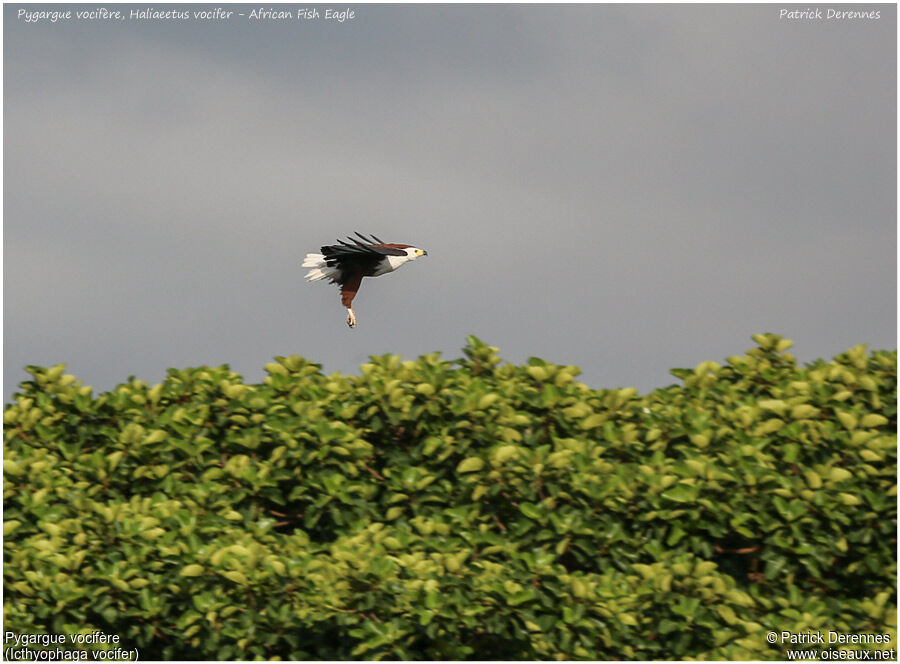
xmin=302 ymin=253 xmax=340 ymax=281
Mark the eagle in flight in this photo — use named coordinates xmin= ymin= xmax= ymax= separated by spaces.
xmin=302 ymin=232 xmax=428 ymax=328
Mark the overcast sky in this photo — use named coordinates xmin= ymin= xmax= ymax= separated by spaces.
xmin=4 ymin=4 xmax=896 ymax=400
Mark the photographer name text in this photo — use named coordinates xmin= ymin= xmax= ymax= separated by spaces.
xmin=779 ymin=8 xmax=881 ymax=20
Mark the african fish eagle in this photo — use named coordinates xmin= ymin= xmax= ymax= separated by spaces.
xmin=302 ymin=232 xmax=428 ymax=328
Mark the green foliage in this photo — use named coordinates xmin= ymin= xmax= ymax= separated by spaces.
xmin=4 ymin=334 xmax=896 ymax=659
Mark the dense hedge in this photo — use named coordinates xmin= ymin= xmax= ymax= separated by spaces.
xmin=3 ymin=334 xmax=896 ymax=659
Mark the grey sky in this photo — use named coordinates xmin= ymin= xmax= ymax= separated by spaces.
xmin=4 ymin=4 xmax=896 ymax=400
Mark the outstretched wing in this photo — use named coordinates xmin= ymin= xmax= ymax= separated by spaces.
xmin=322 ymin=232 xmax=408 ymax=258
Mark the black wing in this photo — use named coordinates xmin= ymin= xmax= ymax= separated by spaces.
xmin=321 ymin=232 xmax=406 ymax=258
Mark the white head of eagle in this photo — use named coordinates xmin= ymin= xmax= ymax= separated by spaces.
xmin=302 ymin=232 xmax=427 ymax=328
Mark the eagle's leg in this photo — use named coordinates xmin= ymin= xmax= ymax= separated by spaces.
xmin=340 ymin=273 xmax=363 ymax=329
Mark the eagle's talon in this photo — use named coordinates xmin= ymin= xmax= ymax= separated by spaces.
xmin=347 ymin=309 xmax=356 ymax=328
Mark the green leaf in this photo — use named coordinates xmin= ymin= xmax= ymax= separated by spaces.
xmin=662 ymin=484 xmax=698 ymax=503
xmin=456 ymin=457 xmax=484 ymax=473
xmin=222 ymin=571 xmax=248 ymax=585
xmin=415 ymin=383 xmax=436 ymax=397
xmin=140 ymin=527 xmax=166 ymax=540
xmin=493 ymin=445 xmax=520 ymax=464
xmin=180 ymin=564 xmax=204 ymax=577
xmin=860 ymin=414 xmax=888 ymax=428
xmin=837 ymin=412 xmax=858 ymax=431
xmin=829 ymin=467 xmax=853 ymax=483
xmin=717 ymin=605 xmax=738 ymax=624
xmin=581 ymin=414 xmax=605 ymax=429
